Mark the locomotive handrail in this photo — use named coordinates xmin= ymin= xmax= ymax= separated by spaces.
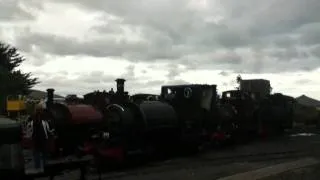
xmin=106 ymin=104 xmax=125 ymax=112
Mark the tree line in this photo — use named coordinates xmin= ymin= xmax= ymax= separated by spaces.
xmin=0 ymin=41 xmax=39 ymax=114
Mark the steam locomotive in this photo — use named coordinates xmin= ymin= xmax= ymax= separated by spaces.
xmin=220 ymin=90 xmax=294 ymax=141
xmin=81 ymin=80 xmax=225 ymax=164
xmin=37 ymin=78 xmax=294 ymax=166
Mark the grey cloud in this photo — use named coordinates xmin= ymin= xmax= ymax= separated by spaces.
xmin=223 ymin=0 xmax=320 ymax=37
xmin=11 ymin=0 xmax=320 ymax=74
xmin=31 ymin=67 xmax=203 ymax=95
xmin=166 ymin=64 xmax=185 ymax=80
xmin=122 ymin=65 xmax=136 ymax=81
xmin=21 ymin=49 xmax=53 ymax=67
xmin=0 ymin=0 xmax=42 ymax=22
xmin=69 ymin=0 xmax=320 ymax=48
xmin=36 ymin=70 xmax=160 ymax=95
xmin=16 ymin=30 xmax=189 ymax=61
xmin=214 ymin=51 xmax=243 ymax=65
xmin=90 ymin=21 xmax=125 ymax=34
xmin=16 ymin=32 xmax=146 ymax=58
xmin=267 ymin=47 xmax=301 ymax=62
xmin=219 ymin=71 xmax=229 ymax=76
xmin=310 ymin=45 xmax=320 ymax=58
xmin=270 ymin=35 xmax=298 ymax=48
xmin=81 ymin=71 xmax=108 ymax=84
xmin=144 ymin=80 xmax=165 ymax=87
xmin=164 ymin=79 xmax=190 ymax=86
xmin=296 ymin=23 xmax=320 ymax=46
xmin=141 ymin=69 xmax=147 ymax=74
xmin=295 ymin=79 xmax=311 ymax=85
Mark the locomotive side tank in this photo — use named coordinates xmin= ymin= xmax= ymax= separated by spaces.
xmin=105 ymin=101 xmax=179 ymax=151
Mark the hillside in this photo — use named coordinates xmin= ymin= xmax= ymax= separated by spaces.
xmin=28 ymin=89 xmax=64 ymax=100
xmin=295 ymin=95 xmax=320 ymax=107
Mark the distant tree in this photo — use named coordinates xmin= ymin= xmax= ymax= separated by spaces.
xmin=0 ymin=42 xmax=39 ymax=112
xmin=236 ymin=74 xmax=242 ymax=90
xmin=269 ymin=85 xmax=273 ymax=94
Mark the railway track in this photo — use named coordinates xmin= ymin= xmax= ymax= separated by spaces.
xmin=33 ymin=130 xmax=317 ymax=180
xmin=88 ymin=150 xmax=306 ymax=180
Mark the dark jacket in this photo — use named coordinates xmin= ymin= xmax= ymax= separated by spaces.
xmin=32 ymin=117 xmax=48 ymax=150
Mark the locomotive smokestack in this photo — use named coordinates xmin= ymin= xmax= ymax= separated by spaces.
xmin=115 ymin=78 xmax=126 ymax=94
xmin=46 ymin=88 xmax=54 ymax=109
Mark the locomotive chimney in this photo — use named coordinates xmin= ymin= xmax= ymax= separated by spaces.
xmin=115 ymin=78 xmax=126 ymax=95
xmin=46 ymin=88 xmax=54 ymax=109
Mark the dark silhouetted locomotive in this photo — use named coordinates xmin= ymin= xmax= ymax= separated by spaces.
xmin=81 ymin=79 xmax=223 ymax=163
xmin=221 ymin=85 xmax=295 ymax=140
xmin=40 ymin=78 xmax=294 ymax=166
xmin=43 ymin=89 xmax=105 ymax=157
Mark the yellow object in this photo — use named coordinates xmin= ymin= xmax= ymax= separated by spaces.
xmin=6 ymin=95 xmax=26 ymax=111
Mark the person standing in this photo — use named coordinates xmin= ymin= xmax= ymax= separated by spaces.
xmin=32 ymin=108 xmax=51 ymax=171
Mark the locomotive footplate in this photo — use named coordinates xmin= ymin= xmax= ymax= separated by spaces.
xmin=24 ymin=155 xmax=93 ymax=180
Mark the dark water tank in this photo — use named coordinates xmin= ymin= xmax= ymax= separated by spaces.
xmin=106 ymin=101 xmax=179 ymax=133
xmin=140 ymin=101 xmax=178 ymax=130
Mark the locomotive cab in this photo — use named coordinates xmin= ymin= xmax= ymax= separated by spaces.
xmin=160 ymin=84 xmax=218 ymax=145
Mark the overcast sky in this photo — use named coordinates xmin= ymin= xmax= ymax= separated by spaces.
xmin=1 ymin=0 xmax=320 ymax=99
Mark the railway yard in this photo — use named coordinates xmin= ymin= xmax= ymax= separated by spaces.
xmin=28 ymin=126 xmax=320 ymax=180
xmin=8 ymin=79 xmax=317 ymax=180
